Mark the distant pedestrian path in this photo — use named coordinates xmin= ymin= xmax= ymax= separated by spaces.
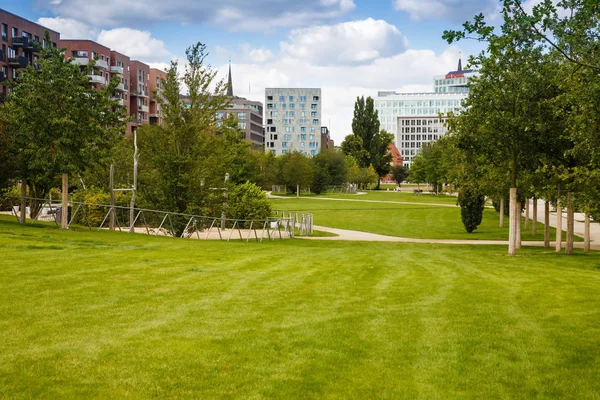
xmin=305 ymin=225 xmax=600 ymax=250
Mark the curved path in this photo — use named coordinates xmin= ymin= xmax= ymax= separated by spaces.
xmin=303 ymin=225 xmax=599 ymax=250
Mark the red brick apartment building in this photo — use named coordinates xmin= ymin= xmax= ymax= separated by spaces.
xmin=61 ymin=40 xmax=166 ymax=135
xmin=149 ymin=68 xmax=167 ymax=125
xmin=380 ymin=142 xmax=404 ymax=184
xmin=0 ymin=8 xmax=60 ymax=101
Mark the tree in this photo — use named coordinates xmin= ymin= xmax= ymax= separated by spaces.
xmin=370 ymin=130 xmax=394 ymax=189
xmin=458 ymin=188 xmax=486 ymax=233
xmin=352 ymin=96 xmax=380 ymax=165
xmin=1 ymin=32 xmax=125 ymax=224
xmin=444 ymin=10 xmax=561 ymax=255
xmin=137 ymin=42 xmax=230 ymax=224
xmin=281 ymin=151 xmax=313 ymax=197
xmin=390 ymin=165 xmax=407 ymax=186
xmin=348 ymin=97 xmax=394 ymax=189
xmin=310 ymin=148 xmax=348 ymax=194
xmin=340 ymin=134 xmax=369 ymax=167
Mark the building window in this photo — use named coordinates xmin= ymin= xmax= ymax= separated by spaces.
xmin=289 ymin=103 xmax=295 ymax=109
xmin=11 ymin=27 xmax=18 ymax=38
xmin=279 ymin=96 xmax=285 ymax=101
xmin=311 ymin=111 xmax=317 ymax=117
xmin=313 ymin=96 xmax=319 ymax=101
xmin=267 ymin=95 xmax=273 ymax=100
xmin=267 ymin=103 xmax=274 ymax=109
xmin=289 ymin=96 xmax=293 ymax=102
xmin=301 ymin=127 xmax=306 ymax=133
xmin=237 ymin=112 xmax=246 ymax=119
xmin=312 ymin=119 xmax=319 ymax=125
xmin=1 ymin=24 xmax=7 ymax=41
xmin=238 ymin=122 xmax=246 ymax=129
xmin=311 ymin=104 xmax=317 ymax=110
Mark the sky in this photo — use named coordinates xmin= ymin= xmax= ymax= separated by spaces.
xmin=3 ymin=0 xmax=508 ymax=143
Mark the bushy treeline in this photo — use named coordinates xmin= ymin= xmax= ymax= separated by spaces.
xmin=411 ymin=0 xmax=600 ymax=254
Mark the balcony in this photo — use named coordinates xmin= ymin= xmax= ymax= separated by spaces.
xmin=110 ymin=65 xmax=123 ymax=74
xmin=111 ymin=97 xmax=125 ymax=107
xmin=94 ymin=59 xmax=109 ymax=70
xmin=115 ymin=83 xmax=126 ymax=91
xmin=89 ymin=75 xmax=105 ymax=84
xmin=8 ymin=56 xmax=28 ymax=68
xmin=137 ymin=89 xmax=149 ymax=98
xmin=130 ymin=88 xmax=139 ymax=96
xmin=138 ymin=104 xmax=149 ymax=113
xmin=11 ymin=36 xmax=29 ymax=49
xmin=71 ymin=56 xmax=90 ymax=66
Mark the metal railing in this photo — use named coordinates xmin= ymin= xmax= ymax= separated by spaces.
xmin=1 ymin=196 xmax=313 ymax=242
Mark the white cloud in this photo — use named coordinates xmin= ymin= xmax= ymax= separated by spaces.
xmin=36 ymin=17 xmax=97 ymax=39
xmin=39 ymin=0 xmax=355 ymax=31
xmin=96 ymin=28 xmax=170 ymax=62
xmin=220 ymin=43 xmax=463 ymax=144
xmin=280 ymin=18 xmax=408 ymax=66
xmin=393 ymin=0 xmax=498 ymax=22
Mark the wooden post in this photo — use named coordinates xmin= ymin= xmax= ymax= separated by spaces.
xmin=296 ymin=184 xmax=300 ymax=198
xmin=516 ymin=201 xmax=522 ymax=249
xmin=555 ymin=197 xmax=562 ymax=253
xmin=109 ymin=164 xmax=115 ymax=231
xmin=584 ymin=213 xmax=590 ymax=252
xmin=524 ymin=199 xmax=530 ymax=230
xmin=544 ymin=201 xmax=550 ymax=248
xmin=508 ymin=188 xmax=517 ymax=256
xmin=565 ymin=192 xmax=574 ymax=255
xmin=532 ymin=197 xmax=538 ymax=236
xmin=19 ymin=179 xmax=27 ymax=224
xmin=499 ymin=197 xmax=505 ymax=228
xmin=129 ymin=132 xmax=139 ymax=233
xmin=61 ymin=173 xmax=68 ymax=229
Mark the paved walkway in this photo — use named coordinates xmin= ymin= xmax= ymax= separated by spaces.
xmin=285 ymin=195 xmax=598 ymax=250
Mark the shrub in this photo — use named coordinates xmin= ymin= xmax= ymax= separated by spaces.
xmin=227 ymin=182 xmax=271 ymax=223
xmin=458 ymin=188 xmax=485 ymax=233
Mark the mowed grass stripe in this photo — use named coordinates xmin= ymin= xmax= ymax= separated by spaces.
xmin=0 ymin=218 xmax=599 ymax=398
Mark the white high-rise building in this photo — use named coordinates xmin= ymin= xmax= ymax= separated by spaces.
xmin=375 ymin=58 xmax=477 ymax=168
xmin=264 ymin=88 xmax=322 ymax=156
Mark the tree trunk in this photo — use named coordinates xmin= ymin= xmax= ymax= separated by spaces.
xmin=499 ymin=197 xmax=505 ymax=228
xmin=19 ymin=179 xmax=27 ymax=224
xmin=565 ymin=192 xmax=574 ymax=255
xmin=532 ymin=197 xmax=537 ymax=236
xmin=508 ymin=187 xmax=517 ymax=256
xmin=109 ymin=164 xmax=115 ymax=231
xmin=296 ymin=184 xmax=300 ymax=198
xmin=524 ymin=199 xmax=530 ymax=230
xmin=584 ymin=213 xmax=590 ymax=252
xmin=555 ymin=197 xmax=562 ymax=253
xmin=516 ymin=201 xmax=522 ymax=249
xmin=61 ymin=173 xmax=69 ymax=229
xmin=544 ymin=201 xmax=550 ymax=248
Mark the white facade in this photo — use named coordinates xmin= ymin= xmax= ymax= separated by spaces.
xmin=264 ymin=88 xmax=322 ymax=156
xmin=375 ymin=62 xmax=477 ymax=168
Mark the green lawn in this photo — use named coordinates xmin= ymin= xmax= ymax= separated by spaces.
xmin=271 ymin=197 xmax=571 ymax=241
xmin=315 ymin=191 xmax=460 ymax=205
xmin=0 ymin=217 xmax=599 ymax=398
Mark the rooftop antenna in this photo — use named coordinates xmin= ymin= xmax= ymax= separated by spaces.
xmin=457 ymin=51 xmax=463 ymax=72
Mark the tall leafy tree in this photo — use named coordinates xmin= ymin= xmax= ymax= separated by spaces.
xmin=444 ymin=9 xmax=561 ymax=255
xmin=1 ymin=32 xmax=125 ymax=221
xmin=281 ymin=151 xmax=313 ymax=197
xmin=137 ymin=42 xmax=230 ymax=219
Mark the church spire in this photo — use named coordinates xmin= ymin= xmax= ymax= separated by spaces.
xmin=227 ymin=60 xmax=234 ymax=97
xmin=457 ymin=52 xmax=463 ymax=72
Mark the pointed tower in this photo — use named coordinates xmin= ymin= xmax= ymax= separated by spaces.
xmin=227 ymin=60 xmax=234 ymax=97
xmin=457 ymin=52 xmax=463 ymax=72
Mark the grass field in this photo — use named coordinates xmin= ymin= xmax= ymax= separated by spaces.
xmin=0 ymin=217 xmax=599 ymax=398
xmin=270 ymin=195 xmax=572 ymax=241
